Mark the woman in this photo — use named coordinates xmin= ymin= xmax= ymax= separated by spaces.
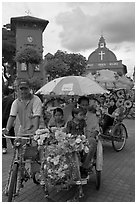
xmin=101 ymin=98 xmax=117 ymax=134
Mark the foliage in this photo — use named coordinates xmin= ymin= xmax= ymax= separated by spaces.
xmin=14 ymin=47 xmax=42 ymax=65
xmin=44 ymin=58 xmax=69 ymax=80
xmin=2 ymin=24 xmax=16 ymax=88
xmin=44 ymin=50 xmax=87 ymax=80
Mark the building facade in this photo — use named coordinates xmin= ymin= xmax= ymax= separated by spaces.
xmin=86 ymin=36 xmax=127 ymax=76
xmin=11 ymin=15 xmax=49 ymax=82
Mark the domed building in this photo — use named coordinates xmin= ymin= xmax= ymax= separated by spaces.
xmin=86 ymin=36 xmax=127 ymax=75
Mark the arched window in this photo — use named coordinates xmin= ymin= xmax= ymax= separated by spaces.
xmin=21 ymin=63 xmax=27 ymax=71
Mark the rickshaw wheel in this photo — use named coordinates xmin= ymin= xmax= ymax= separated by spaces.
xmin=95 ymin=170 xmax=101 ymax=190
xmin=111 ymin=123 xmax=128 ymax=152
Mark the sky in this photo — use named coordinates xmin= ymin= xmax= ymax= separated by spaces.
xmin=2 ymin=1 xmax=135 ymax=77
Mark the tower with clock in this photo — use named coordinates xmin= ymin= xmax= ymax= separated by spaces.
xmin=11 ymin=15 xmax=49 ymax=83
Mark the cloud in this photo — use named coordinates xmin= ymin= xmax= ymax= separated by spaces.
xmin=55 ymin=2 xmax=135 ymax=52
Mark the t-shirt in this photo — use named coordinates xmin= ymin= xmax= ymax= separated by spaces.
xmin=48 ymin=117 xmax=65 ymax=128
xmin=10 ymin=95 xmax=42 ymax=134
xmin=66 ymin=119 xmax=86 ymax=135
xmin=85 ymin=111 xmax=100 ymax=133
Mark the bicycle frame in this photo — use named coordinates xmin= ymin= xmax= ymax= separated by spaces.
xmin=3 ymin=134 xmax=36 ymax=199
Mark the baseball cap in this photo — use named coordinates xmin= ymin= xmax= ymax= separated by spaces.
xmin=18 ymin=79 xmax=30 ymax=88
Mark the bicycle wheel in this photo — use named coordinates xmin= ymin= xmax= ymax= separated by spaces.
xmin=8 ymin=163 xmax=19 ymax=202
xmin=95 ymin=170 xmax=101 ymax=190
xmin=112 ymin=123 xmax=128 ymax=152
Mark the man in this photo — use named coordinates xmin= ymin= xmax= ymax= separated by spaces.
xmin=78 ymin=96 xmax=99 ymax=178
xmin=4 ymin=79 xmax=42 ymax=137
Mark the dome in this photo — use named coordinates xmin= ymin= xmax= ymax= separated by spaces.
xmin=88 ymin=36 xmax=117 ymax=63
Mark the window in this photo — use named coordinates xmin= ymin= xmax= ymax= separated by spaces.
xmin=21 ymin=63 xmax=27 ymax=71
xmin=100 ymin=43 xmax=104 ymax=48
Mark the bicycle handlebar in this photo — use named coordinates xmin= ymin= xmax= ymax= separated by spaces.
xmin=2 ymin=134 xmax=34 ymax=140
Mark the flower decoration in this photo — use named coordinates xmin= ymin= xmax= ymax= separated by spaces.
xmin=116 ymin=89 xmax=125 ymax=98
xmin=34 ymin=128 xmax=50 ymax=145
xmin=14 ymin=47 xmax=42 ymax=65
xmin=34 ymin=128 xmax=89 ymax=187
xmin=116 ymin=98 xmax=124 ymax=107
xmin=124 ymin=100 xmax=133 ymax=109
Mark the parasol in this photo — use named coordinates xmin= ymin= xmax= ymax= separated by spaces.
xmin=36 ymin=75 xmax=108 ymax=95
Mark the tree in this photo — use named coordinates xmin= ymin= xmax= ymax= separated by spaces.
xmin=44 ymin=50 xmax=87 ymax=80
xmin=2 ymin=24 xmax=16 ymax=88
xmin=44 ymin=58 xmax=69 ymax=81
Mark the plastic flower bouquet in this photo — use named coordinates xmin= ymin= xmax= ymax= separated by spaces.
xmin=34 ymin=128 xmax=90 ymax=188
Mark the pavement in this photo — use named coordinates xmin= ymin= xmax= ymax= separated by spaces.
xmin=2 ymin=119 xmax=135 ymax=202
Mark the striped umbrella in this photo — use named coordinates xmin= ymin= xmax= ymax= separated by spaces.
xmin=36 ymin=76 xmax=108 ymax=95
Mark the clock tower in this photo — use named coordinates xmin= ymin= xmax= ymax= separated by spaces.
xmin=11 ymin=15 xmax=49 ymax=82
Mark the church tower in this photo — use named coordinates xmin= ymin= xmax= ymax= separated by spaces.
xmin=11 ymin=15 xmax=49 ymax=82
xmin=86 ymin=36 xmax=127 ymax=75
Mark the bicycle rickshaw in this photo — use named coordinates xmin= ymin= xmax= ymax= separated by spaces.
xmin=3 ymin=130 xmax=103 ymax=202
xmin=3 ymin=107 xmax=103 ymax=202
xmin=96 ymin=88 xmax=133 ymax=152
xmin=33 ymin=127 xmax=103 ymax=201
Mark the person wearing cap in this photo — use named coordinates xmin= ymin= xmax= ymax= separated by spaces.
xmin=4 ymin=79 xmax=42 ymax=136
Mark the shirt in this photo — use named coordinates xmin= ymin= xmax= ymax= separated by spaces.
xmin=66 ymin=119 xmax=86 ymax=135
xmin=85 ymin=111 xmax=100 ymax=133
xmin=48 ymin=117 xmax=65 ymax=128
xmin=10 ymin=95 xmax=42 ymax=135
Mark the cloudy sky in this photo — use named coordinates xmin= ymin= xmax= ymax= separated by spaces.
xmin=2 ymin=1 xmax=135 ymax=76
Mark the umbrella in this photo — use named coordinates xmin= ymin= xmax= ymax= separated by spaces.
xmin=87 ymin=70 xmax=133 ymax=90
xmin=86 ymin=70 xmax=119 ymax=89
xmin=36 ymin=75 xmax=108 ymax=95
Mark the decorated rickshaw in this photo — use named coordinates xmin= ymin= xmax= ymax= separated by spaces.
xmin=34 ymin=75 xmax=106 ymax=201
xmin=96 ymin=88 xmax=134 ymax=152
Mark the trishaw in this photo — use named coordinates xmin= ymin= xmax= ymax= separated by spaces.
xmin=96 ymin=88 xmax=133 ymax=152
xmin=34 ymin=127 xmax=103 ymax=201
xmin=3 ymin=127 xmax=103 ymax=202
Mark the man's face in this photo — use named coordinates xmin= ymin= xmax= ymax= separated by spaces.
xmin=19 ymin=87 xmax=30 ymax=99
xmin=79 ymin=99 xmax=89 ymax=110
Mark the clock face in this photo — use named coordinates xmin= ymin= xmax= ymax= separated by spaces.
xmin=27 ymin=36 xmax=33 ymax=43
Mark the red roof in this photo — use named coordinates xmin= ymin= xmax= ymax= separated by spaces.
xmin=11 ymin=15 xmax=49 ymax=32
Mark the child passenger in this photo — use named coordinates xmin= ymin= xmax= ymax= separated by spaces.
xmin=66 ymin=107 xmax=87 ymax=136
xmin=48 ymin=107 xmax=66 ymax=128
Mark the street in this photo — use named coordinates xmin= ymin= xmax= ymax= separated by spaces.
xmin=2 ymin=119 xmax=135 ymax=202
